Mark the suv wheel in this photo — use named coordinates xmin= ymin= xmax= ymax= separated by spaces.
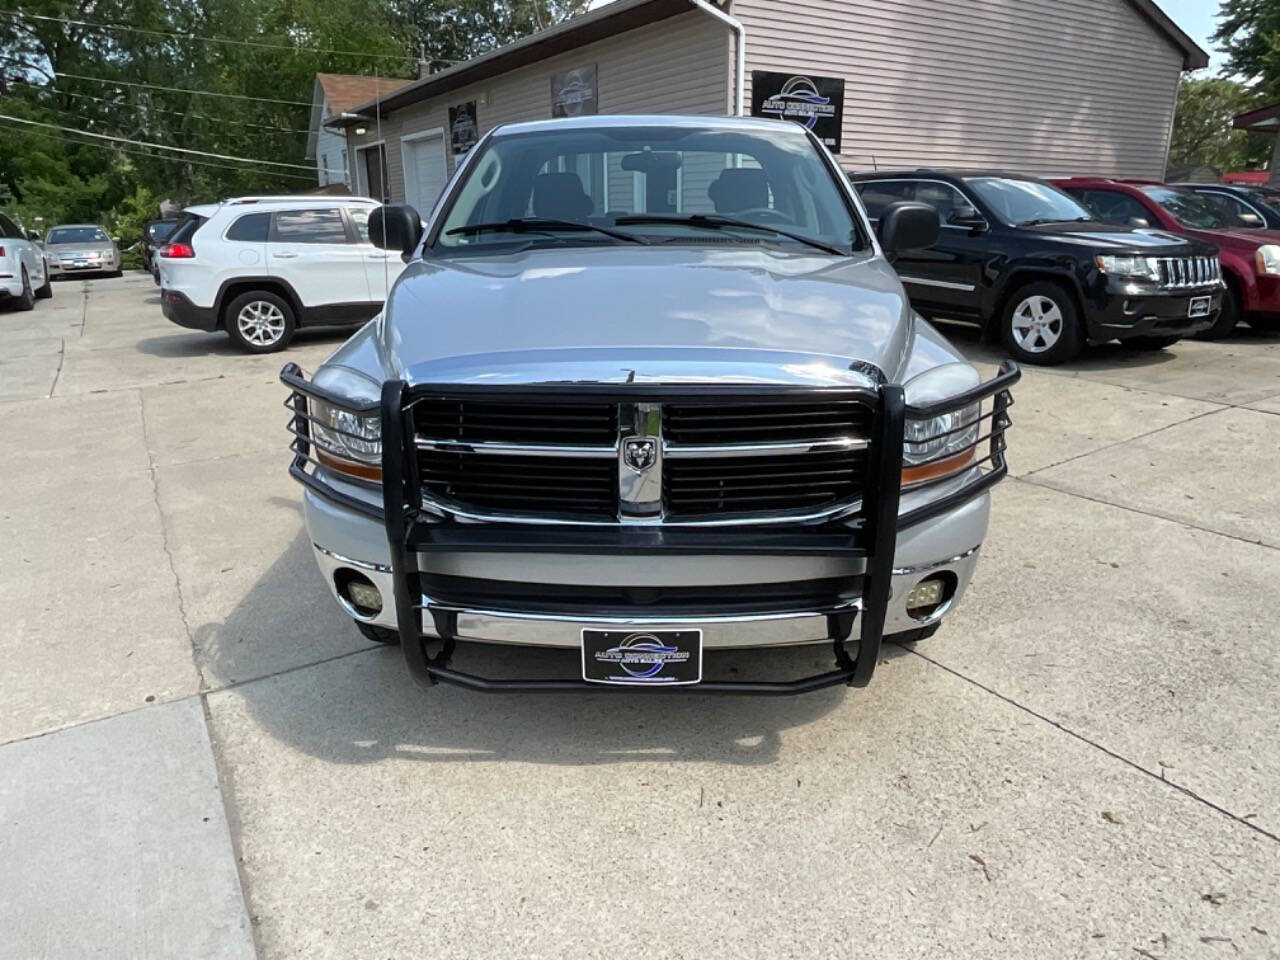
xmin=1193 ymin=281 xmax=1240 ymax=340
xmin=14 ymin=267 xmax=35 ymax=311
xmin=225 ymin=291 xmax=296 ymax=353
xmin=1000 ymin=281 xmax=1083 ymax=365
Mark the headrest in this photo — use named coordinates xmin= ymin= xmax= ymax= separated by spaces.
xmin=708 ymin=168 xmax=770 ymax=214
xmin=532 ymin=172 xmax=593 ymax=220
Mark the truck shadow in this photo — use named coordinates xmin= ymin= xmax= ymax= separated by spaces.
xmin=134 ymin=327 xmax=353 ymax=359
xmin=198 ymin=528 xmax=897 ymax=768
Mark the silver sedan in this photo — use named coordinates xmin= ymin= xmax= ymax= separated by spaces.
xmin=43 ymin=224 xmax=122 ymax=278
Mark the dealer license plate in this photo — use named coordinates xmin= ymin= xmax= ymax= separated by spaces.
xmin=581 ymin=628 xmax=702 ymax=686
xmin=74 ymin=259 xmax=88 ymax=268
xmin=1189 ymin=295 xmax=1211 ymax=319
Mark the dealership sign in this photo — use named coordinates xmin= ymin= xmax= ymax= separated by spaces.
xmin=552 ymin=64 xmax=598 ymax=117
xmin=751 ymin=71 xmax=845 ymax=152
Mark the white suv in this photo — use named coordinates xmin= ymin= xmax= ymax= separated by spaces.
xmin=157 ymin=196 xmax=405 ymax=352
xmin=0 ymin=211 xmax=52 ymax=310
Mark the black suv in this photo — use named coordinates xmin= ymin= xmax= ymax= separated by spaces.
xmin=848 ymin=169 xmax=1223 ymax=364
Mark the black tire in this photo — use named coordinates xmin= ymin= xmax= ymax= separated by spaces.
xmin=356 ymin=621 xmax=400 ymax=645
xmin=224 ymin=290 xmax=296 ymax=353
xmin=999 ymin=280 xmax=1084 ymax=365
xmin=1193 ymin=280 xmax=1239 ymax=340
xmin=34 ymin=270 xmax=53 ymax=299
xmin=1118 ymin=334 xmax=1180 ymax=350
xmin=14 ymin=267 xmax=35 ymax=311
xmin=108 ymin=268 xmax=123 ymax=278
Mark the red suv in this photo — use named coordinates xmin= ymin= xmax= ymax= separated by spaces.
xmin=1053 ymin=178 xmax=1279 ymax=339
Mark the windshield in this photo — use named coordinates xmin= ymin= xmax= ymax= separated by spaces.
xmin=1141 ymin=186 xmax=1238 ymax=229
xmin=47 ymin=226 xmax=108 ymax=245
xmin=964 ymin=177 xmax=1094 ymax=225
xmin=147 ymin=221 xmax=178 ymax=241
xmin=433 ymin=125 xmax=861 ymax=254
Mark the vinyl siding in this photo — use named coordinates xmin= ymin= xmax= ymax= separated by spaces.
xmin=346 ymin=10 xmax=732 ymax=209
xmin=315 ymin=126 xmax=349 ymax=187
xmin=733 ymin=0 xmax=1185 ymax=179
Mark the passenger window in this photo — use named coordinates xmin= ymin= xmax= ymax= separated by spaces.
xmin=349 ymin=207 xmax=372 ymax=243
xmin=0 ymin=214 xmax=18 ymax=238
xmin=913 ymin=182 xmax=977 ymax=224
xmin=1200 ymin=192 xmax=1258 ymax=225
xmin=271 ymin=209 xmax=349 ymax=244
xmin=855 ymin=181 xmax=913 ymax=219
xmin=225 ymin=213 xmax=269 ymax=242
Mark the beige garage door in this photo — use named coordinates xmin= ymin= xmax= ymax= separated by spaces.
xmin=404 ymin=132 xmax=448 ymax=216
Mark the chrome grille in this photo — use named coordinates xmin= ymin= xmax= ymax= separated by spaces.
xmin=1157 ymin=255 xmax=1220 ymax=289
xmin=413 ymin=393 xmax=872 ymax=524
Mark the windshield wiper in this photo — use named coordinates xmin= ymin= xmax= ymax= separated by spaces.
xmin=614 ymin=213 xmax=847 ymax=255
xmin=445 ymin=217 xmax=648 ymax=245
xmin=1020 ymin=216 xmax=1095 ymax=226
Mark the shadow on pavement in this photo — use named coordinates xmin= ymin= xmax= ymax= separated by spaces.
xmin=202 ymin=527 xmax=879 ymax=768
xmin=135 ymin=327 xmax=351 ymax=358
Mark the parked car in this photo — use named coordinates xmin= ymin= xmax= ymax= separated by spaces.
xmin=848 ymin=170 xmax=1222 ymax=364
xmin=141 ymin=218 xmax=181 ymax=274
xmin=1171 ymin=182 xmax=1280 ymax=230
xmin=1055 ymin=179 xmax=1279 ymax=337
xmin=281 ymin=114 xmax=1019 ymax=695
xmin=0 ymin=211 xmax=52 ymax=308
xmin=43 ymin=224 xmax=122 ymax=278
xmin=157 ymin=195 xmax=402 ymax=352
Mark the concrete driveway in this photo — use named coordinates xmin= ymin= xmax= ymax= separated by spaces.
xmin=2 ymin=273 xmax=1278 ymax=959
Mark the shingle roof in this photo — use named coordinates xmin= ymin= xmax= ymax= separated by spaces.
xmin=316 ymin=72 xmax=414 ymax=116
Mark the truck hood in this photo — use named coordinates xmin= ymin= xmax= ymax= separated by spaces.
xmin=1180 ymin=226 xmax=1280 ymax=252
xmin=1023 ymin=223 xmax=1206 ymax=253
xmin=370 ymin=246 xmax=916 ymax=386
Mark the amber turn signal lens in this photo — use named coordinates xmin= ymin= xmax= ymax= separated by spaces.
xmin=901 ymin=449 xmax=975 ymax=488
xmin=316 ymin=447 xmax=382 ymax=483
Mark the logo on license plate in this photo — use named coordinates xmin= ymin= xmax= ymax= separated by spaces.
xmin=596 ymin=633 xmax=688 ymax=679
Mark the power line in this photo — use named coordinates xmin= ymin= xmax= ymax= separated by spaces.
xmin=0 ymin=9 xmax=410 ymax=62
xmin=56 ymin=71 xmax=316 ymax=108
xmin=8 ymin=124 xmax=317 ymax=181
xmin=0 ymin=114 xmax=317 ymax=169
xmin=11 ymin=80 xmax=313 ymax=134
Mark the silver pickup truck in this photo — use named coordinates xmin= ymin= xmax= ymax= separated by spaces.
xmin=282 ymin=114 xmax=1018 ymax=694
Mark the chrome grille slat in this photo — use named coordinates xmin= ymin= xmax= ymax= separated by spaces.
xmin=413 ymin=394 xmax=872 ymax=524
xmin=1156 ymin=255 xmax=1220 ymax=290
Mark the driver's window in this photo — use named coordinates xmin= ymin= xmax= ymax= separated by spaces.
xmin=914 ymin=182 xmax=974 ymax=224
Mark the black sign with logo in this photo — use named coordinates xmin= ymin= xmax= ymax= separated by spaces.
xmin=551 ymin=64 xmax=598 ymax=118
xmin=751 ymin=71 xmax=846 ymax=152
xmin=449 ymin=100 xmax=478 ymax=155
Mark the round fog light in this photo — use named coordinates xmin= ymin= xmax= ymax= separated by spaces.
xmin=905 ymin=575 xmax=948 ymax=620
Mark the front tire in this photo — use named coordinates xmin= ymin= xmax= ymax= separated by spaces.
xmin=1193 ymin=281 xmax=1239 ymax=340
xmin=356 ymin=621 xmax=400 ymax=645
xmin=224 ymin=290 xmax=296 ymax=353
xmin=1000 ymin=280 xmax=1083 ymax=365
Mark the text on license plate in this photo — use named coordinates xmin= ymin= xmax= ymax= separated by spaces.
xmin=581 ymin=628 xmax=702 ymax=685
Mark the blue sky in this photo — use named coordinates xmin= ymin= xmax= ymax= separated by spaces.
xmin=1159 ymin=0 xmax=1226 ymax=71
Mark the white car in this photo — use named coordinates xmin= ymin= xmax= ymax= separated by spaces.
xmin=157 ymin=195 xmax=406 ymax=352
xmin=0 ymin=211 xmax=52 ymax=310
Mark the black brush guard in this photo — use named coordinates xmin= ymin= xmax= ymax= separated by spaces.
xmin=282 ymin=361 xmax=1019 ymax=695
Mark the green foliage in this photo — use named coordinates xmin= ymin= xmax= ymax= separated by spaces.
xmin=1169 ymin=74 xmax=1271 ymax=173
xmin=1216 ymin=0 xmax=1280 ymax=95
xmin=1 ymin=1 xmax=589 ymax=236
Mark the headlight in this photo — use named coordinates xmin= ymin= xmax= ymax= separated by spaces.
xmin=1256 ymin=244 xmax=1280 ymax=276
xmin=902 ymin=363 xmax=981 ymax=488
xmin=309 ymin=367 xmax=382 ymax=483
xmin=1095 ymin=254 xmax=1160 ymax=282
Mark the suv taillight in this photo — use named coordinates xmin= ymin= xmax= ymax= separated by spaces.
xmin=161 ymin=242 xmax=195 ymax=258
xmin=0 ymin=245 xmax=5 ymax=257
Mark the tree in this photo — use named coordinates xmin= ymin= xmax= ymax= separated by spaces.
xmin=394 ymin=0 xmax=591 ymax=68
xmin=1216 ymin=0 xmax=1280 ymax=96
xmin=1168 ymin=74 xmax=1270 ymax=173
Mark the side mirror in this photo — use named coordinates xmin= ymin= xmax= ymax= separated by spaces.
xmin=369 ymin=204 xmax=423 ymax=257
xmin=1128 ymin=217 xmax=1150 ymax=229
xmin=1239 ymin=212 xmax=1263 ymax=227
xmin=878 ymin=201 xmax=940 ymax=255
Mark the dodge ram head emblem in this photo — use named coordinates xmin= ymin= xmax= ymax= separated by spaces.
xmin=623 ymin=438 xmax=657 ymax=471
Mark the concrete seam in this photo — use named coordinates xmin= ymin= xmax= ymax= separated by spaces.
xmin=79 ymin=281 xmax=88 ymax=336
xmin=1018 ymin=405 xmax=1228 ymax=478
xmin=140 ymin=388 xmax=207 ymax=689
xmin=899 ymin=643 xmax=1280 ymax=845
xmin=199 ymin=693 xmax=265 ymax=959
xmin=46 ymin=337 xmax=66 ymax=398
xmin=0 ymin=645 xmax=381 ymax=750
xmin=1012 ymin=474 xmax=1278 ymax=554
